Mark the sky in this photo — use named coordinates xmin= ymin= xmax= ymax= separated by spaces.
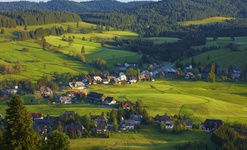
xmin=0 ymin=0 xmax=156 ymax=2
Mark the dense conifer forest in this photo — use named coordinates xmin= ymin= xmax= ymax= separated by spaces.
xmin=0 ymin=0 xmax=152 ymax=13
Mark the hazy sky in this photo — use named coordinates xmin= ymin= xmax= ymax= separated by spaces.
xmin=0 ymin=0 xmax=156 ymax=2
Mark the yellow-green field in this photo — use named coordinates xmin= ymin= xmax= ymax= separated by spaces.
xmin=183 ymin=37 xmax=247 ymax=67
xmin=0 ymin=22 xmax=140 ymax=81
xmin=179 ymin=17 xmax=234 ymax=26
xmin=70 ymin=126 xmax=215 ymax=150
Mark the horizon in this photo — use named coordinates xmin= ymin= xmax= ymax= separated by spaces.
xmin=0 ymin=0 xmax=158 ymax=3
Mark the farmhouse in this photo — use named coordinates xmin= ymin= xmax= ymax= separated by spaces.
xmin=120 ymin=119 xmax=135 ymax=130
xmin=154 ymin=114 xmax=172 ymax=123
xmin=181 ymin=120 xmax=193 ymax=129
xmin=129 ymin=115 xmax=142 ymax=125
xmin=202 ymin=119 xmax=224 ymax=131
xmin=107 ymin=76 xmax=119 ymax=84
xmin=39 ymin=86 xmax=53 ymax=98
xmin=93 ymin=76 xmax=102 ymax=83
xmin=59 ymin=96 xmax=72 ymax=104
xmin=29 ymin=113 xmax=45 ymax=120
xmin=104 ymin=97 xmax=116 ymax=105
xmin=120 ymin=101 xmax=134 ymax=109
xmin=95 ymin=115 xmax=108 ymax=134
xmin=87 ymin=92 xmax=106 ymax=103
xmin=69 ymin=81 xmax=85 ymax=90
xmin=165 ymin=121 xmax=175 ymax=129
xmin=102 ymin=79 xmax=109 ymax=84
xmin=33 ymin=119 xmax=56 ymax=136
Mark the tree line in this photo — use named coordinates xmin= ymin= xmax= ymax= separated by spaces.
xmin=0 ymin=10 xmax=81 ymax=27
xmin=0 ymin=0 xmax=152 ymax=13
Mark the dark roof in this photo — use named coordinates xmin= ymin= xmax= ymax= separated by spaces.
xmin=181 ymin=120 xmax=193 ymax=126
xmin=121 ymin=101 xmax=133 ymax=109
xmin=155 ymin=115 xmax=171 ymax=122
xmin=66 ymin=125 xmax=84 ymax=132
xmin=33 ymin=119 xmax=55 ymax=126
xmin=203 ymin=119 xmax=223 ymax=127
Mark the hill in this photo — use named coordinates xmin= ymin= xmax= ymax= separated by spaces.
xmin=0 ymin=22 xmax=140 ymax=81
xmin=82 ymin=0 xmax=247 ymax=37
xmin=0 ymin=0 xmax=153 ymax=13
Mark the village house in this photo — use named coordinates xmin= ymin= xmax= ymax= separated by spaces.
xmin=102 ymin=79 xmax=109 ymax=84
xmin=39 ymin=86 xmax=53 ymax=98
xmin=181 ymin=120 xmax=193 ymax=129
xmin=33 ymin=119 xmax=57 ymax=136
xmin=69 ymin=81 xmax=85 ymax=90
xmin=107 ymin=76 xmax=119 ymax=84
xmin=86 ymin=92 xmax=106 ymax=103
xmin=104 ymin=97 xmax=117 ymax=105
xmin=29 ymin=113 xmax=45 ymax=120
xmin=165 ymin=121 xmax=175 ymax=129
xmin=120 ymin=119 xmax=135 ymax=130
xmin=202 ymin=119 xmax=224 ymax=131
xmin=154 ymin=114 xmax=172 ymax=123
xmin=120 ymin=101 xmax=134 ymax=109
xmin=95 ymin=115 xmax=108 ymax=134
xmin=118 ymin=72 xmax=127 ymax=81
xmin=129 ymin=115 xmax=142 ymax=125
xmin=93 ymin=76 xmax=102 ymax=83
xmin=59 ymin=96 xmax=72 ymax=104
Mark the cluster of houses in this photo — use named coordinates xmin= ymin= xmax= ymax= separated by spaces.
xmin=29 ymin=109 xmax=224 ymax=139
xmin=184 ymin=65 xmax=243 ymax=80
xmin=83 ymin=72 xmax=154 ymax=85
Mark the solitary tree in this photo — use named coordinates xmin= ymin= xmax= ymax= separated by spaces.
xmin=43 ymin=130 xmax=70 ymax=150
xmin=3 ymin=95 xmax=41 ymax=150
xmin=81 ymin=46 xmax=85 ymax=53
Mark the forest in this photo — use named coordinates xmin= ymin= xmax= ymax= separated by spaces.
xmin=81 ymin=0 xmax=247 ymax=37
xmin=0 ymin=0 xmax=152 ymax=13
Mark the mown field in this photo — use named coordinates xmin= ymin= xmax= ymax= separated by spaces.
xmin=183 ymin=37 xmax=247 ymax=67
xmin=70 ymin=126 xmax=215 ymax=150
xmin=179 ymin=16 xmax=234 ymax=26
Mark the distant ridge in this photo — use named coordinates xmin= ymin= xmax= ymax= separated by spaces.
xmin=0 ymin=0 xmax=154 ymax=13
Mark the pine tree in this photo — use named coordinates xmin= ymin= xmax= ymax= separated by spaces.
xmin=3 ymin=95 xmax=41 ymax=150
xmin=81 ymin=46 xmax=85 ymax=53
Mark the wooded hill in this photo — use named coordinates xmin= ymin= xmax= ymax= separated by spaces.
xmin=81 ymin=0 xmax=247 ymax=37
xmin=0 ymin=10 xmax=81 ymax=27
xmin=0 ymin=0 xmax=153 ymax=13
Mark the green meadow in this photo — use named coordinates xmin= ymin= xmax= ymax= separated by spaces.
xmin=179 ymin=17 xmax=234 ymax=26
xmin=70 ymin=126 xmax=215 ymax=150
xmin=183 ymin=37 xmax=247 ymax=67
xmin=0 ymin=22 xmax=140 ymax=81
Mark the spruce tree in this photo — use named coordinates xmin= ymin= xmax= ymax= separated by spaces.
xmin=3 ymin=95 xmax=41 ymax=150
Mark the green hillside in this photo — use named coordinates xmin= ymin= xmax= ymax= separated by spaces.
xmin=0 ymin=22 xmax=141 ymax=81
xmin=183 ymin=37 xmax=247 ymax=67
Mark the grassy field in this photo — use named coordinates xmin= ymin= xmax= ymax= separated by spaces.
xmin=179 ymin=17 xmax=234 ymax=26
xmin=183 ymin=37 xmax=247 ymax=67
xmin=70 ymin=126 xmax=215 ymax=150
xmin=87 ymin=80 xmax=247 ymax=124
xmin=0 ymin=40 xmax=90 ymax=81
xmin=0 ymin=22 xmax=141 ymax=81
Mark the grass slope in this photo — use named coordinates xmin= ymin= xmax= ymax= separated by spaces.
xmin=179 ymin=17 xmax=234 ymax=26
xmin=0 ymin=40 xmax=89 ymax=81
xmin=0 ymin=22 xmax=141 ymax=81
xmin=87 ymin=80 xmax=247 ymax=124
xmin=70 ymin=126 xmax=215 ymax=150
xmin=183 ymin=37 xmax=247 ymax=67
